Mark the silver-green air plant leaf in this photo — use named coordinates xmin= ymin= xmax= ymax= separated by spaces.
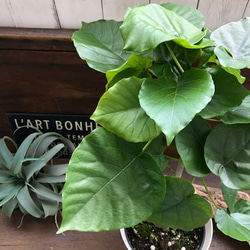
xmin=120 ymin=4 xmax=215 ymax=53
xmin=58 ymin=127 xmax=166 ymax=233
xmin=72 ymin=20 xmax=131 ymax=73
xmin=211 ymin=17 xmax=250 ymax=69
xmin=0 ymin=130 xmax=75 ymax=219
xmin=91 ymin=77 xmax=161 ymax=142
xmin=139 ymin=68 xmax=215 ymax=145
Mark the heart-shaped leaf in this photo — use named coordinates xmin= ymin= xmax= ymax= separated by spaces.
xmin=199 ymin=67 xmax=250 ymax=119
xmin=211 ymin=18 xmax=250 ymax=69
xmin=205 ymin=123 xmax=250 ymax=190
xmin=72 ymin=20 xmax=131 ymax=73
xmin=175 ymin=116 xmax=211 ymax=177
xmin=120 ymin=4 xmax=214 ymax=53
xmin=91 ymin=77 xmax=161 ymax=142
xmin=147 ymin=176 xmax=213 ymax=231
xmin=58 ymin=128 xmax=166 ymax=233
xmin=215 ymin=209 xmax=250 ymax=244
xmin=139 ymin=68 xmax=214 ymax=145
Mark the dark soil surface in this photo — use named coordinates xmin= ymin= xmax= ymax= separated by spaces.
xmin=126 ymin=222 xmax=203 ymax=250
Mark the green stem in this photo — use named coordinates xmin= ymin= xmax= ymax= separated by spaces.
xmin=206 ymin=118 xmax=222 ymax=122
xmin=191 ymin=176 xmax=195 ymax=184
xmin=201 ymin=177 xmax=220 ymax=209
xmin=166 ymin=155 xmax=182 ymax=162
xmin=142 ymin=139 xmax=154 ymax=153
xmin=165 ymin=42 xmax=184 ymax=73
xmin=175 ymin=161 xmax=185 ymax=178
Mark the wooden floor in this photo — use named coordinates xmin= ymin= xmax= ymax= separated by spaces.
xmin=1 ymin=170 xmax=250 ymax=250
xmin=0 ymin=208 xmax=249 ymax=250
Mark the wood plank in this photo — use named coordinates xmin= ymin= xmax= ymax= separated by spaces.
xmin=198 ymin=0 xmax=248 ymax=30
xmin=244 ymin=2 xmax=250 ymax=16
xmin=0 ymin=0 xmax=15 ymax=27
xmin=102 ymin=0 xmax=149 ymax=20
xmin=55 ymin=0 xmax=103 ymax=29
xmin=0 ymin=210 xmax=126 ymax=250
xmin=151 ymin=0 xmax=198 ymax=8
xmin=0 ymin=28 xmax=75 ymax=51
xmin=3 ymin=0 xmax=60 ymax=29
xmin=0 ymin=49 xmax=106 ymax=137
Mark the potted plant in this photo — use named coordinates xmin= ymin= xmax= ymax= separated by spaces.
xmin=0 ymin=128 xmax=75 ymax=221
xmin=57 ymin=2 xmax=250 ymax=248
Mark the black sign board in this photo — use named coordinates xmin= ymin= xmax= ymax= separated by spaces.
xmin=6 ymin=113 xmax=98 ymax=151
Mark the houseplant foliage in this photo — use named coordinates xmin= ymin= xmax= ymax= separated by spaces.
xmin=59 ymin=2 xmax=250 ymax=244
xmin=0 ymin=129 xmax=75 ymax=219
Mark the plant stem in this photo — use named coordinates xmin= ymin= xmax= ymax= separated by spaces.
xmin=175 ymin=161 xmax=185 ymax=178
xmin=166 ymin=155 xmax=182 ymax=162
xmin=165 ymin=42 xmax=184 ymax=73
xmin=201 ymin=177 xmax=220 ymax=209
xmin=142 ymin=139 xmax=154 ymax=153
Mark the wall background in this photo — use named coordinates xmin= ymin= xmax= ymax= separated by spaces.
xmin=0 ymin=0 xmax=250 ymax=31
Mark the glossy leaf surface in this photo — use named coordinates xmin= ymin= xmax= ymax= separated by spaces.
xmin=211 ymin=18 xmax=250 ymax=69
xmin=106 ymin=53 xmax=152 ymax=89
xmin=59 ymin=128 xmax=166 ymax=232
xmin=215 ymin=209 xmax=250 ymax=244
xmin=91 ymin=77 xmax=161 ymax=142
xmin=139 ymin=68 xmax=214 ymax=145
xmin=72 ymin=20 xmax=131 ymax=73
xmin=161 ymin=2 xmax=205 ymax=29
xmin=205 ymin=123 xmax=250 ymax=190
xmin=199 ymin=67 xmax=250 ymax=119
xmin=120 ymin=4 xmax=213 ymax=53
xmin=175 ymin=116 xmax=211 ymax=177
xmin=221 ymin=95 xmax=250 ymax=124
xmin=148 ymin=176 xmax=213 ymax=231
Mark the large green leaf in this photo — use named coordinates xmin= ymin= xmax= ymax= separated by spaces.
xmin=215 ymin=209 xmax=250 ymax=243
xmin=91 ymin=77 xmax=161 ymax=142
xmin=199 ymin=67 xmax=250 ymax=119
xmin=58 ymin=128 xmax=166 ymax=233
xmin=147 ymin=176 xmax=213 ymax=231
xmin=120 ymin=4 xmax=214 ymax=53
xmin=205 ymin=123 xmax=250 ymax=190
xmin=211 ymin=18 xmax=250 ymax=69
xmin=221 ymin=95 xmax=250 ymax=124
xmin=139 ymin=68 xmax=214 ymax=145
xmin=72 ymin=20 xmax=131 ymax=73
xmin=161 ymin=2 xmax=205 ymax=29
xmin=106 ymin=53 xmax=152 ymax=89
xmin=175 ymin=116 xmax=211 ymax=177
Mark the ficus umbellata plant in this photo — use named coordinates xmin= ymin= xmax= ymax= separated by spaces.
xmin=58 ymin=2 xmax=250 ymax=244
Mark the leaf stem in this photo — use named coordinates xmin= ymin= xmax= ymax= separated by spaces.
xmin=201 ymin=177 xmax=220 ymax=209
xmin=165 ymin=42 xmax=184 ymax=73
xmin=166 ymin=155 xmax=182 ymax=162
xmin=142 ymin=139 xmax=154 ymax=153
xmin=175 ymin=161 xmax=184 ymax=178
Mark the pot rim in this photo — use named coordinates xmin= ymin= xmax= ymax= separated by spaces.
xmin=120 ymin=219 xmax=213 ymax=250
